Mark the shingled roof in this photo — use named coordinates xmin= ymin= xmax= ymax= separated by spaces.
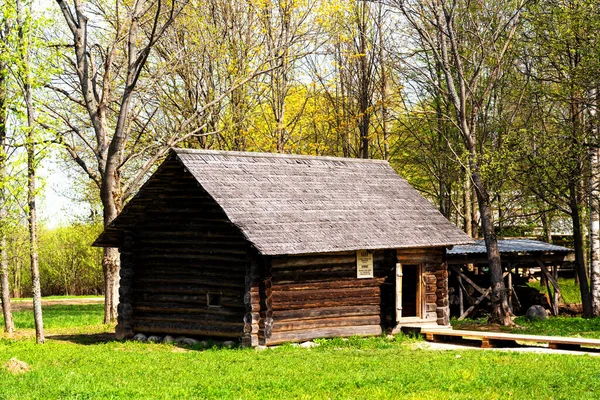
xmin=448 ymin=239 xmax=572 ymax=255
xmin=95 ymin=149 xmax=472 ymax=255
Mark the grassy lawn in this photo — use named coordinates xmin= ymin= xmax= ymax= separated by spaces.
xmin=0 ymin=302 xmax=599 ymax=399
xmin=11 ymin=295 xmax=103 ymax=302
xmin=528 ymin=277 xmax=581 ymax=305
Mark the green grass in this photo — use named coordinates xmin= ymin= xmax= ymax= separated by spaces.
xmin=8 ymin=303 xmax=105 ymax=330
xmin=528 ymin=277 xmax=581 ymax=304
xmin=11 ymin=295 xmax=103 ymax=302
xmin=1 ymin=303 xmax=600 ymax=399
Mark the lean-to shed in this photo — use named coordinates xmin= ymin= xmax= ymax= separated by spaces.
xmin=94 ymin=149 xmax=472 ymax=346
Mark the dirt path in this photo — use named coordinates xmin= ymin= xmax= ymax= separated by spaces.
xmin=6 ymin=297 xmax=104 ymax=312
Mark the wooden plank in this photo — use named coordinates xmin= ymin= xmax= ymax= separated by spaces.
xmin=272 ymin=296 xmax=380 ymax=311
xmin=267 ymin=325 xmax=382 ymax=345
xmin=272 ymin=286 xmax=379 ymax=302
xmin=272 ymin=279 xmax=383 ymax=292
xmin=274 ymin=305 xmax=380 ymax=321
xmin=272 ymin=315 xmax=381 ymax=332
xmin=457 ymin=272 xmax=509 ymax=320
xmin=131 ymin=322 xmax=244 ymax=338
xmin=422 ymin=328 xmax=600 ymax=348
xmin=449 ymin=265 xmax=486 ymax=296
xmin=272 ymin=254 xmax=356 ymax=268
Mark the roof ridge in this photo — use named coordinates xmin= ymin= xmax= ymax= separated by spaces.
xmin=173 ymin=148 xmax=390 ymax=165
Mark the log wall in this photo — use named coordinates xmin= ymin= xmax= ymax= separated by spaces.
xmin=265 ymin=250 xmax=396 ymax=345
xmin=115 ymin=160 xmax=248 ymax=340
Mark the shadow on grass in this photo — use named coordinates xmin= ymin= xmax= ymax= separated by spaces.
xmin=48 ymin=332 xmax=116 ymax=345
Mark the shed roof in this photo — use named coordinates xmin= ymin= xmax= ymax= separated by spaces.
xmin=447 ymin=239 xmax=572 ymax=256
xmin=95 ymin=149 xmax=472 ymax=255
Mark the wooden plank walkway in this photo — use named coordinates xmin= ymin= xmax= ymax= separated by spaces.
xmin=420 ymin=328 xmax=600 ymax=351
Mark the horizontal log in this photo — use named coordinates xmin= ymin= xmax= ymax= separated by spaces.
xmin=272 ymin=278 xmax=384 ymax=292
xmin=131 ymin=284 xmax=243 ymax=297
xmin=272 ymin=255 xmax=356 ymax=268
xmin=138 ymin=253 xmax=246 ymax=262
xmin=267 ymin=325 xmax=382 ymax=345
xmin=133 ymin=304 xmax=245 ymax=317
xmin=272 ymin=287 xmax=380 ymax=302
xmin=131 ymin=321 xmax=243 ymax=338
xmin=272 ymin=315 xmax=381 ymax=332
xmin=132 ymin=293 xmax=245 ymax=308
xmin=134 ymin=277 xmax=245 ymax=289
xmin=133 ymin=265 xmax=246 ymax=276
xmin=272 ymin=296 xmax=380 ymax=311
xmin=133 ymin=314 xmax=243 ymax=326
xmin=135 ymin=237 xmax=247 ymax=248
xmin=272 ymin=272 xmax=375 ymax=285
xmin=274 ymin=305 xmax=381 ymax=321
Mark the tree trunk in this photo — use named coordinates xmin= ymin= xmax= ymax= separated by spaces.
xmin=27 ymin=139 xmax=44 ymax=343
xmin=18 ymin=0 xmax=44 ymax=343
xmin=358 ymin=3 xmax=371 ymax=160
xmin=590 ymin=89 xmax=600 ymax=316
xmin=0 ymin=230 xmax=12 ymax=333
xmin=570 ymin=179 xmax=593 ymax=317
xmin=100 ymin=183 xmax=121 ymax=323
xmin=0 ymin=26 xmax=13 ymax=334
xmin=464 ymin=171 xmax=473 ymax=237
xmin=469 ymin=149 xmax=513 ymax=325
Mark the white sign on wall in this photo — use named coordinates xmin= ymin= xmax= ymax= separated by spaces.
xmin=356 ymin=250 xmax=374 ymax=279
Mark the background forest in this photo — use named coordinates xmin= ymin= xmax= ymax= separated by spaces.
xmin=1 ymin=0 xmax=600 ymax=320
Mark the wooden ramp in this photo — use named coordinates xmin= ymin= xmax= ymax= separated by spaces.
xmin=420 ymin=328 xmax=600 ymax=351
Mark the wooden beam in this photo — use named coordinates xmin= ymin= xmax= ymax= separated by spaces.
xmin=535 ymin=258 xmax=564 ymax=309
xmin=457 ymin=272 xmax=509 ymax=321
xmin=457 ymin=275 xmax=464 ymax=315
xmin=449 ymin=265 xmax=486 ymax=296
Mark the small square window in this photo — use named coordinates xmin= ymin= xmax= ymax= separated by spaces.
xmin=207 ymin=292 xmax=222 ymax=307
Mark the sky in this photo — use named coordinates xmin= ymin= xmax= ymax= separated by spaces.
xmin=38 ymin=157 xmax=88 ymax=229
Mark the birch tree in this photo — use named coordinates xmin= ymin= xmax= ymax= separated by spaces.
xmin=15 ymin=0 xmax=44 ymax=342
xmin=0 ymin=3 xmax=13 ymax=333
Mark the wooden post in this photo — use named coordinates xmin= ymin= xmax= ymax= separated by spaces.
xmin=553 ymin=265 xmax=559 ymax=312
xmin=535 ymin=258 xmax=563 ymax=315
xmin=457 ymin=274 xmax=464 ymax=315
xmin=507 ymin=264 xmax=513 ymax=313
xmin=396 ymin=263 xmax=403 ymax=321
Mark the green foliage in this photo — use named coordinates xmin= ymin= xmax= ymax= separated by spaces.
xmin=7 ymin=222 xmax=103 ymax=297
xmin=38 ymin=223 xmax=103 ymax=296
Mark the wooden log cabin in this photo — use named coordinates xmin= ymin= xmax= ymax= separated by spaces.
xmin=94 ymin=149 xmax=471 ymax=347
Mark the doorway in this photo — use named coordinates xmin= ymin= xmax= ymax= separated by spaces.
xmin=396 ymin=264 xmax=422 ymax=320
